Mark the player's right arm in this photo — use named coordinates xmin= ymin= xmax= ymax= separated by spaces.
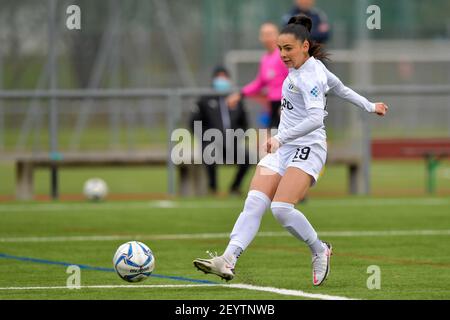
xmin=271 ymin=79 xmax=326 ymax=151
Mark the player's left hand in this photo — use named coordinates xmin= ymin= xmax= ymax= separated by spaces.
xmin=265 ymin=137 xmax=280 ymax=153
xmin=374 ymin=102 xmax=389 ymax=116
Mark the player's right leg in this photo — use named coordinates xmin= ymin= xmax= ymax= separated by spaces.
xmin=193 ymin=165 xmax=282 ymax=281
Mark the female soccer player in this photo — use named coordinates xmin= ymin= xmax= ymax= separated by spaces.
xmin=227 ymin=22 xmax=288 ymax=129
xmin=194 ymin=15 xmax=388 ymax=286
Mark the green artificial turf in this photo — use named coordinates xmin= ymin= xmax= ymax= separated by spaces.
xmin=0 ymin=197 xmax=449 ymax=300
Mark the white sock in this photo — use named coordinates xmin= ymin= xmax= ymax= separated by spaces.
xmin=222 ymin=245 xmax=242 ymax=266
xmin=271 ymin=202 xmax=325 ymax=255
xmin=223 ymin=190 xmax=271 ymax=265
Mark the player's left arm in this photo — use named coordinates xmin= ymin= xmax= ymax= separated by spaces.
xmin=323 ymin=65 xmax=388 ymax=116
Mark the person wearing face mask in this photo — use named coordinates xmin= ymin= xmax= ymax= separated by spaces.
xmin=190 ymin=67 xmax=251 ymax=196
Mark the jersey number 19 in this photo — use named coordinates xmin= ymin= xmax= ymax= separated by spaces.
xmin=293 ymin=147 xmax=311 ymax=161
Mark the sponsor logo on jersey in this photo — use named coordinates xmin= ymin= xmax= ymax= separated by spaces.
xmin=286 ymin=77 xmax=300 ymax=93
xmin=310 ymin=86 xmax=320 ymax=98
xmin=281 ymin=97 xmax=294 ymax=111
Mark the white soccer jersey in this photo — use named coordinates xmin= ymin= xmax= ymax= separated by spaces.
xmin=274 ymin=56 xmax=375 ymax=147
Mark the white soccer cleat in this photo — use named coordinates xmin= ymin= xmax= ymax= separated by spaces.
xmin=312 ymin=242 xmax=332 ymax=286
xmin=193 ymin=251 xmax=235 ymax=281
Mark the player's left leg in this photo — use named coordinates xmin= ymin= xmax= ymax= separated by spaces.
xmin=271 ymin=167 xmax=332 ymax=286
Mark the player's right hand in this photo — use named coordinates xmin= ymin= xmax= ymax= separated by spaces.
xmin=265 ymin=137 xmax=280 ymax=154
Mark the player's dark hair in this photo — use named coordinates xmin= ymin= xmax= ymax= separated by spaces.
xmin=281 ymin=14 xmax=329 ymax=62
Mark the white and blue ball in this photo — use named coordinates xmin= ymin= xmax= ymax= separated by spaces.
xmin=113 ymin=241 xmax=155 ymax=282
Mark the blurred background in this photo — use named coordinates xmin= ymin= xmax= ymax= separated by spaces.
xmin=0 ymin=0 xmax=449 ymax=200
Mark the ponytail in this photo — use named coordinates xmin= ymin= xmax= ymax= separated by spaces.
xmin=282 ymin=14 xmax=329 ymax=62
xmin=308 ymin=41 xmax=328 ymax=61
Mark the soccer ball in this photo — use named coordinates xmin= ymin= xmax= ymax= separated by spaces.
xmin=83 ymin=178 xmax=108 ymax=201
xmin=113 ymin=241 xmax=155 ymax=282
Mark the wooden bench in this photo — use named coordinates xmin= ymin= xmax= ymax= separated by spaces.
xmin=15 ymin=150 xmax=207 ymax=200
xmin=372 ymin=138 xmax=450 ymax=193
xmin=14 ymin=146 xmax=364 ymax=200
xmin=326 ymin=150 xmax=364 ymax=195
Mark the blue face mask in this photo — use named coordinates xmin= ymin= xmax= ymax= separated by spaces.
xmin=213 ymin=78 xmax=232 ymax=92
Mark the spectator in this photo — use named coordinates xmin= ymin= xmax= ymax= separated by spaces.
xmin=282 ymin=0 xmax=330 ymax=44
xmin=190 ymin=67 xmax=251 ymax=196
xmin=227 ymin=23 xmax=288 ymax=129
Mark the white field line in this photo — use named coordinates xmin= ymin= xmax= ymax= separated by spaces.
xmin=0 ymin=198 xmax=449 ymax=213
xmin=0 ymin=229 xmax=449 ymax=243
xmin=0 ymin=283 xmax=355 ymax=300
xmin=225 ymin=284 xmax=355 ymax=300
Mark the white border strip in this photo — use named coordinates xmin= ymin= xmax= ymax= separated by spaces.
xmin=0 ymin=283 xmax=354 ymax=300
xmin=0 ymin=229 xmax=449 ymax=243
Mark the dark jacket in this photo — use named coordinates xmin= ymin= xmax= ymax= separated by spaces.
xmin=282 ymin=6 xmax=330 ymax=44
xmin=190 ymin=95 xmax=248 ymax=138
xmin=190 ymin=95 xmax=249 ymax=159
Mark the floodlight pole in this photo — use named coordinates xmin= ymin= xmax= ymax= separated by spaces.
xmin=0 ymin=35 xmax=3 ymax=152
xmin=109 ymin=1 xmax=121 ymax=150
xmin=166 ymin=93 xmax=180 ymax=196
xmin=69 ymin=0 xmax=118 ymax=151
xmin=48 ymin=0 xmax=59 ymax=200
xmin=355 ymin=0 xmax=372 ymax=195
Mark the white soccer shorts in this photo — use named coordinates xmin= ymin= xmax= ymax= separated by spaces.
xmin=258 ymin=143 xmax=327 ymax=186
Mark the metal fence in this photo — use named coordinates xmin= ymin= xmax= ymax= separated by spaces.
xmin=1 ymin=85 xmax=449 ymax=197
xmin=226 ymin=43 xmax=450 ymax=140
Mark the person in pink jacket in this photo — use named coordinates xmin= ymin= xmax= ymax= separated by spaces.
xmin=227 ymin=23 xmax=289 ymax=129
